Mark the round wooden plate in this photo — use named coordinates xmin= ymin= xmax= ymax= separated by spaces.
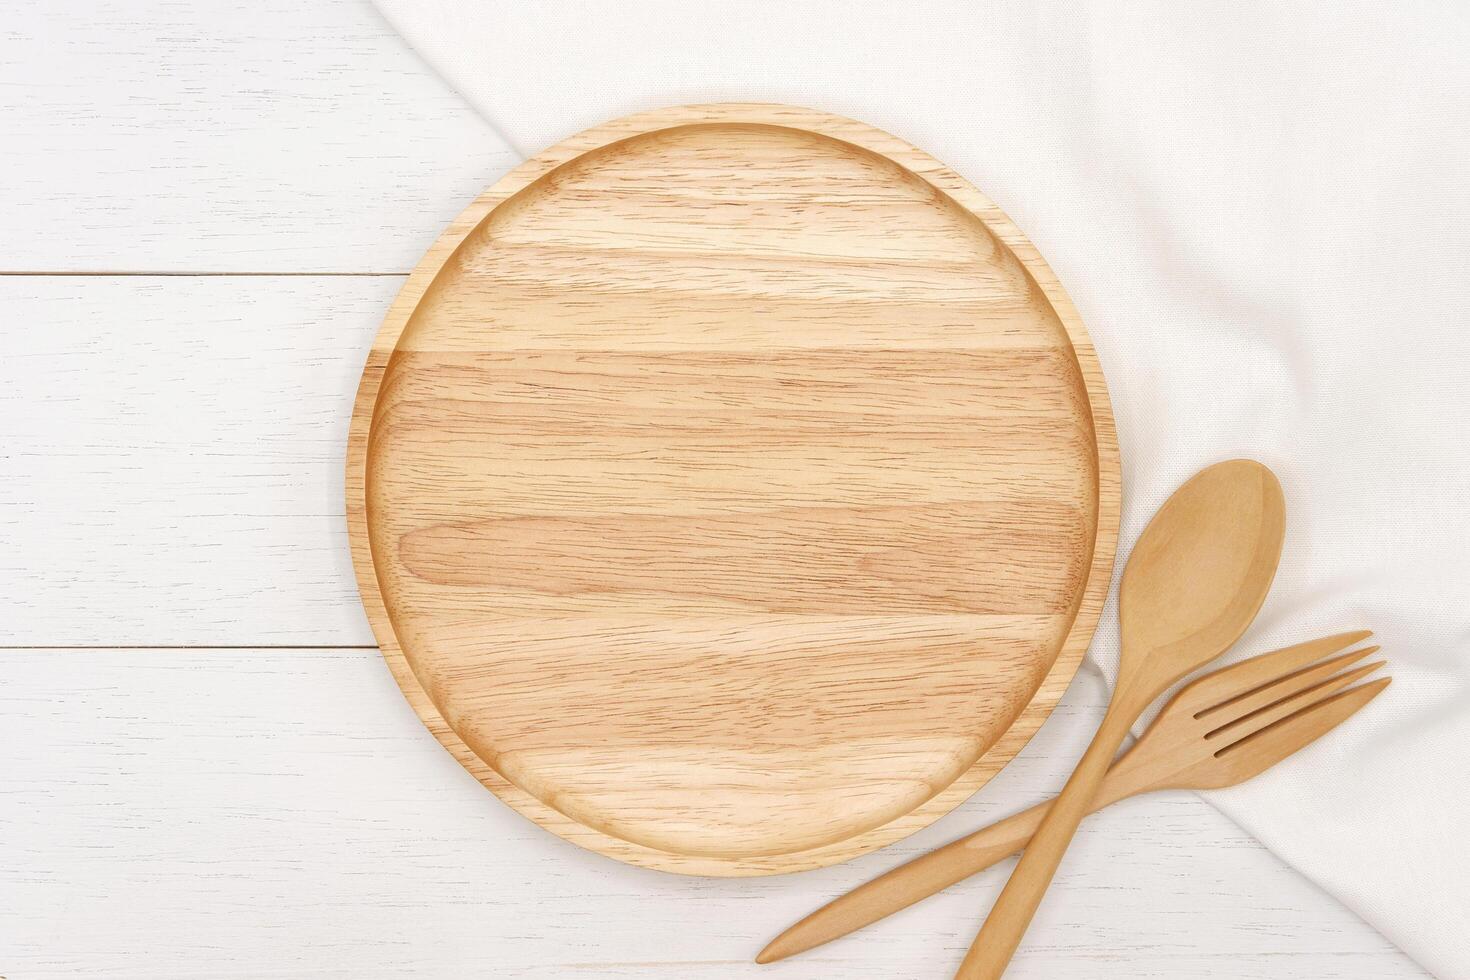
xmin=348 ymin=104 xmax=1119 ymax=876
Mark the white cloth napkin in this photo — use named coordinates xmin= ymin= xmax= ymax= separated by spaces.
xmin=370 ymin=2 xmax=1470 ymax=974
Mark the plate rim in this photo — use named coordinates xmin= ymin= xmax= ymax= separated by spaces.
xmin=346 ymin=102 xmax=1121 ymax=876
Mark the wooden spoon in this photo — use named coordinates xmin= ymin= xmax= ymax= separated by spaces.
xmin=954 ymin=458 xmax=1285 ymax=978
xmin=757 ymin=631 xmax=1385 ymax=963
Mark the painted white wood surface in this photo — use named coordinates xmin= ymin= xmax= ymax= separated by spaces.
xmin=0 ymin=0 xmax=516 ymax=273
xmin=2 ymin=276 xmax=383 ymax=645
xmin=0 ymin=0 xmax=1430 ymax=977
xmin=0 ymin=656 xmax=1423 ymax=979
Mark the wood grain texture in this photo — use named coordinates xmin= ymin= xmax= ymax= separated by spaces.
xmin=348 ymin=104 xmax=1121 ymax=874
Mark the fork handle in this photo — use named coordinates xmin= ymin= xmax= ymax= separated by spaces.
xmin=758 ymin=805 xmax=1051 ymax=964
xmin=758 ymin=761 xmax=1144 ymax=964
xmin=955 ymin=706 xmax=1136 ymax=979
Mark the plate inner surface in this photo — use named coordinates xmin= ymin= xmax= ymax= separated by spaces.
xmin=357 ymin=107 xmax=1114 ymax=874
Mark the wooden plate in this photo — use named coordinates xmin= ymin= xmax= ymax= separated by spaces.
xmin=348 ymin=104 xmax=1119 ymax=876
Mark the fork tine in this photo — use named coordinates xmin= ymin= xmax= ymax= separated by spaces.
xmin=1205 ymin=660 xmax=1387 ymax=745
xmin=1168 ymin=630 xmax=1372 ymax=716
xmin=1195 ymin=645 xmax=1380 ymax=723
xmin=1210 ymin=678 xmax=1391 ymax=783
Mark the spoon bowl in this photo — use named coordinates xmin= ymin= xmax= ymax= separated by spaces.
xmin=1115 ymin=459 xmax=1286 ymax=706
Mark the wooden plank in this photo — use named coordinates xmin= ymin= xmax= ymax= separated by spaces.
xmin=0 ymin=0 xmax=519 ymax=273
xmin=0 ymin=652 xmax=1425 ymax=978
xmin=1 ymin=275 xmax=384 ymax=645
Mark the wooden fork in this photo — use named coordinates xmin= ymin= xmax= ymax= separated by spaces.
xmin=757 ymin=631 xmax=1388 ymax=964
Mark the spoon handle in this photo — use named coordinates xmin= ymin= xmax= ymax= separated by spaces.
xmin=954 ymin=706 xmax=1137 ymax=979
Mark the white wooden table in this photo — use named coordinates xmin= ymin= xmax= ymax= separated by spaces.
xmin=0 ymin=2 xmax=1430 ymax=977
